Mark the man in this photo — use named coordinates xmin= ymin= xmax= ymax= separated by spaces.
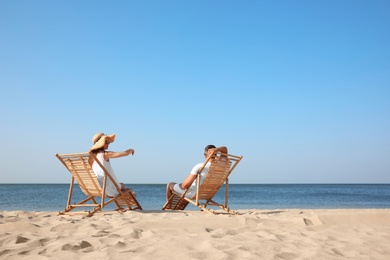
xmin=165 ymin=145 xmax=228 ymax=206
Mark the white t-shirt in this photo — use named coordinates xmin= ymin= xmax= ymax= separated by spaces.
xmin=185 ymin=162 xmax=211 ymax=198
xmin=92 ymin=152 xmax=121 ymax=197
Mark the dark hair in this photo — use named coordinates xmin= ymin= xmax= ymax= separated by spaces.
xmin=204 ymin=144 xmax=216 ymax=152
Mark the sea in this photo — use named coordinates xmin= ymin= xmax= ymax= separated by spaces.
xmin=1 ymin=184 xmax=390 ymax=212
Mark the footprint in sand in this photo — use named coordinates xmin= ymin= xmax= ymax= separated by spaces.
xmin=274 ymin=252 xmax=298 ymax=260
xmin=39 ymin=238 xmax=56 ymax=246
xmin=38 ymin=248 xmax=47 ymax=255
xmin=114 ymin=241 xmax=127 ymax=248
xmin=331 ymin=248 xmax=344 ymax=256
xmin=205 ymin=228 xmax=214 ymax=233
xmin=17 ymin=250 xmax=31 ymax=255
xmin=245 ymin=218 xmax=260 ymax=228
xmin=0 ymin=249 xmax=12 ymax=257
xmin=274 ymin=234 xmax=287 ymax=242
xmin=26 ymin=239 xmax=44 ymax=248
xmin=127 ymin=229 xmax=143 ymax=239
xmin=92 ymin=230 xmax=110 ymax=237
xmin=16 ymin=236 xmax=29 ymax=244
xmin=61 ymin=241 xmax=92 ymax=251
xmin=303 ymin=218 xmax=313 ymax=226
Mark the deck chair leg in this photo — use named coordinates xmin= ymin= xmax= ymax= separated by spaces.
xmin=218 ymin=205 xmax=235 ymax=214
xmin=87 ymin=206 xmax=102 ymax=217
xmin=91 ymin=198 xmax=98 ymax=205
xmin=199 ymin=205 xmax=215 ymax=215
xmin=225 ymin=178 xmax=229 ymax=208
xmin=63 ymin=177 xmax=75 ymax=212
xmin=60 ymin=196 xmax=98 ymax=215
xmin=114 ymin=199 xmax=122 ymax=209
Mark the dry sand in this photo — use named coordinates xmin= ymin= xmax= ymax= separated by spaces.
xmin=1 ymin=209 xmax=390 ymax=259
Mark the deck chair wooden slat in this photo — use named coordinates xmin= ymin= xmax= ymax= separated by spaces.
xmin=162 ymin=151 xmax=242 ymax=214
xmin=56 ymin=152 xmax=142 ymax=217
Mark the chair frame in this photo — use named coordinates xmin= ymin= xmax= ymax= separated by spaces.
xmin=163 ymin=150 xmax=242 ymax=214
xmin=56 ymin=152 xmax=142 ymax=217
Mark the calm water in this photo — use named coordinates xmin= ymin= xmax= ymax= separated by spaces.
xmin=0 ymin=184 xmax=389 ymax=212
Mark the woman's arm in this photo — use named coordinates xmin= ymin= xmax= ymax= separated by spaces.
xmin=104 ymin=149 xmax=134 ymax=160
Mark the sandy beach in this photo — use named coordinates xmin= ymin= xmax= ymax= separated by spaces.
xmin=1 ymin=209 xmax=390 ymax=259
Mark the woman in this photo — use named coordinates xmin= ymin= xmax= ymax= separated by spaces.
xmin=88 ymin=132 xmax=135 ymax=197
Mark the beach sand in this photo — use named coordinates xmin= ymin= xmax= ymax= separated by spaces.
xmin=1 ymin=209 xmax=390 ymax=259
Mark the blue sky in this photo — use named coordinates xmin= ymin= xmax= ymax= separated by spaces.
xmin=1 ymin=1 xmax=389 ymax=184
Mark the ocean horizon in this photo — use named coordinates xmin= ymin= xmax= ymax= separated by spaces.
xmin=1 ymin=183 xmax=390 ymax=212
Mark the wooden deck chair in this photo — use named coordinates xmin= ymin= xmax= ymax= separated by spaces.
xmin=56 ymin=152 xmax=142 ymax=217
xmin=162 ymin=150 xmax=242 ymax=215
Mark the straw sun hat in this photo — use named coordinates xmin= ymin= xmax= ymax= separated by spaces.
xmin=90 ymin=132 xmax=116 ymax=151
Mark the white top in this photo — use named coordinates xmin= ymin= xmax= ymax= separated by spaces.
xmin=186 ymin=162 xmax=211 ymax=198
xmin=92 ymin=152 xmax=121 ymax=197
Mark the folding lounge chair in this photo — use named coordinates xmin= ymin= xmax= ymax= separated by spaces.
xmin=162 ymin=150 xmax=242 ymax=215
xmin=56 ymin=152 xmax=142 ymax=217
